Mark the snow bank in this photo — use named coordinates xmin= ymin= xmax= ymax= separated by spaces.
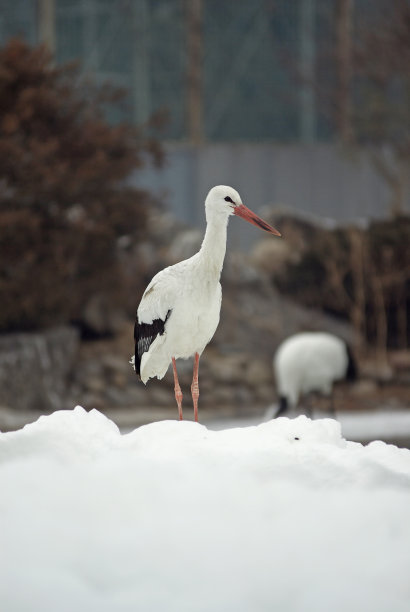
xmin=1 ymin=406 xmax=410 ymax=612
xmin=214 ymin=407 xmax=410 ymax=444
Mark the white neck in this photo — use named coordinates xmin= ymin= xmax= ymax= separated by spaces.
xmin=198 ymin=213 xmax=229 ymax=279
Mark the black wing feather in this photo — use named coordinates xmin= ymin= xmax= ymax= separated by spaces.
xmin=133 ymin=310 xmax=171 ymax=377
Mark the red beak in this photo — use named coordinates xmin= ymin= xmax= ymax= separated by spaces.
xmin=234 ymin=204 xmax=281 ymax=237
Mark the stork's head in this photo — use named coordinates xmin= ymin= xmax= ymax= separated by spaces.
xmin=205 ymin=185 xmax=281 ymax=236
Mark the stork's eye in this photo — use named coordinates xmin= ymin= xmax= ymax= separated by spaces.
xmin=224 ymin=196 xmax=234 ymax=203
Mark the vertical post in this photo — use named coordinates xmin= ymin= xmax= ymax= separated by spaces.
xmin=37 ymin=0 xmax=56 ymax=54
xmin=82 ymin=0 xmax=98 ymax=70
xmin=132 ymin=0 xmax=150 ymax=126
xmin=186 ymin=0 xmax=203 ymax=143
xmin=299 ymin=0 xmax=316 ymax=142
xmin=335 ymin=0 xmax=353 ymax=143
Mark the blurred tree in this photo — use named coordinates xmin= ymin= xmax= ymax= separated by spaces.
xmin=335 ymin=0 xmax=353 ymax=143
xmin=272 ymin=1 xmax=410 ymax=356
xmin=0 ymin=39 xmax=162 ymax=333
xmin=271 ymin=213 xmax=410 ymax=353
xmin=353 ymin=0 xmax=410 ymax=215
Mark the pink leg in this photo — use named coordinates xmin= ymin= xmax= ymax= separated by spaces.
xmin=172 ymin=357 xmax=183 ymax=420
xmin=191 ymin=352 xmax=200 ymax=423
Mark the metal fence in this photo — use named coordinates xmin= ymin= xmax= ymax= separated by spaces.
xmin=0 ymin=0 xmax=344 ymax=140
xmin=1 ymin=0 xmax=404 ymax=228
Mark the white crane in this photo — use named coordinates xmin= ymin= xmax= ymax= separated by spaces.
xmin=131 ymin=185 xmax=281 ymax=421
xmin=273 ymin=332 xmax=357 ymax=418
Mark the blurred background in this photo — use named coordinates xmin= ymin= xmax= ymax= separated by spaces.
xmin=0 ymin=0 xmax=409 ymax=444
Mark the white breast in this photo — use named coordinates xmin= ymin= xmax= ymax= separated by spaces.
xmin=139 ymin=255 xmax=222 ymax=383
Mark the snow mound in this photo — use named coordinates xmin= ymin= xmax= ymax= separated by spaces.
xmin=1 ymin=406 xmax=410 ymax=612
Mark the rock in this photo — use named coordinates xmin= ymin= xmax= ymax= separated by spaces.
xmin=101 ymin=354 xmax=128 ymax=371
xmin=232 ymin=386 xmax=254 ymax=405
xmin=81 ymin=294 xmax=123 ymax=337
xmin=351 ymin=380 xmax=378 ymax=397
xmin=389 ymin=351 xmax=410 ymax=383
xmin=250 ymin=238 xmax=300 ymax=276
xmin=389 ymin=351 xmax=410 ymax=371
xmin=81 ymin=392 xmax=105 ymax=411
xmin=255 ymin=383 xmax=275 ymax=403
xmin=111 ymin=372 xmax=128 ymax=388
xmin=85 ymin=376 xmax=106 ymax=393
xmin=244 ymin=359 xmax=273 ymax=387
xmin=76 ymin=358 xmax=103 ymax=380
xmin=123 ymin=385 xmax=148 ymax=404
xmin=0 ymin=405 xmax=44 ymax=432
xmin=148 ymin=385 xmax=174 ymax=406
xmin=206 ymin=354 xmax=246 ymax=384
xmin=105 ymin=387 xmax=131 ymax=406
xmin=360 ymin=359 xmax=394 ymax=383
xmin=210 ymin=387 xmax=236 ymax=405
xmin=0 ymin=327 xmax=79 ymax=411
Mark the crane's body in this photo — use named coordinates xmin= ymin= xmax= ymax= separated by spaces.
xmin=132 ymin=185 xmax=281 ymax=421
xmin=274 ymin=332 xmax=356 ymax=417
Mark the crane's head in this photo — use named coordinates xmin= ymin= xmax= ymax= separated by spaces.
xmin=205 ymin=185 xmax=281 ymax=236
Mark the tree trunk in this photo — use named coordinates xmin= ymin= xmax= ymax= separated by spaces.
xmin=335 ymin=0 xmax=353 ymax=143
xmin=186 ymin=0 xmax=203 ymax=144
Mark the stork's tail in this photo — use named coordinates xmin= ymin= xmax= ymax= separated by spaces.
xmin=130 ymin=354 xmax=145 ymax=383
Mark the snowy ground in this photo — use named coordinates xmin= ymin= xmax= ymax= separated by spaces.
xmin=207 ymin=406 xmax=410 ymax=447
xmin=1 ymin=406 xmax=410 ymax=612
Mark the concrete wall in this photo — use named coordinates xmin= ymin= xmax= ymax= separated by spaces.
xmin=134 ymin=143 xmax=406 ymax=249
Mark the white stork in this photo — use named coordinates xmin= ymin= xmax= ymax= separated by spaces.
xmin=131 ymin=185 xmax=281 ymax=421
